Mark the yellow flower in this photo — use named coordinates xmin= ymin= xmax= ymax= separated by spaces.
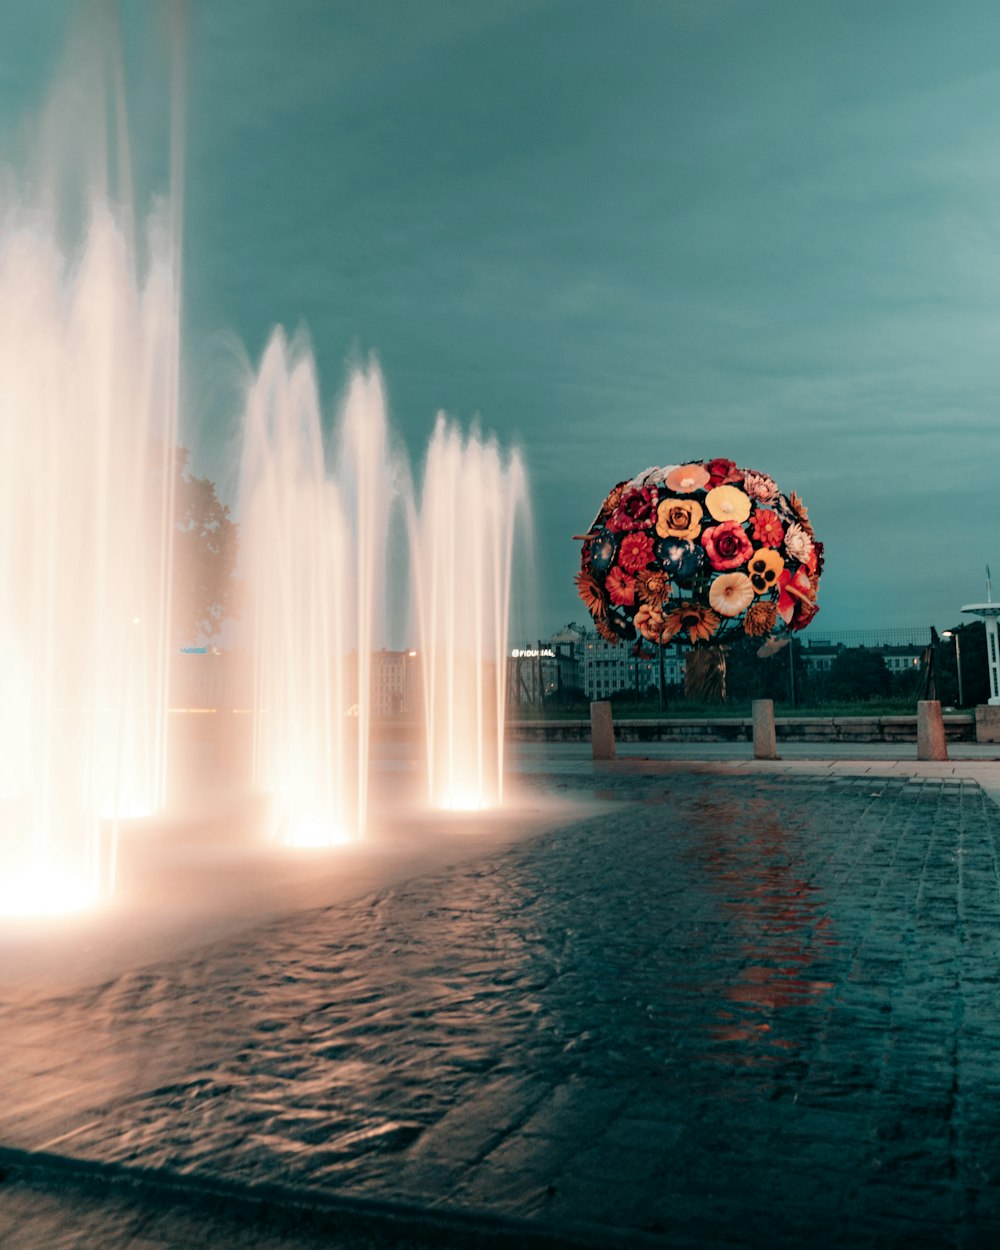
xmin=655 ymin=497 xmax=703 ymax=541
xmin=663 ymin=603 xmax=720 ymax=644
xmin=704 ymin=485 xmax=751 ymax=523
xmin=708 ymin=572 xmax=755 ymax=618
xmin=747 ymin=548 xmax=784 ymax=595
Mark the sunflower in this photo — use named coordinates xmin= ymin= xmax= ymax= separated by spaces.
xmin=635 ymin=568 xmax=671 ymax=606
xmin=599 ymin=483 xmax=626 ymax=520
xmin=789 ymin=491 xmax=813 ymax=534
xmin=575 ymin=570 xmax=608 ymax=619
xmin=663 ymin=603 xmax=720 ymax=644
xmin=743 ymin=600 xmax=777 ymax=637
xmin=594 ymin=615 xmax=621 ymax=644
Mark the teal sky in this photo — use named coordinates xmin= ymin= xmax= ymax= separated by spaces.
xmin=3 ymin=1 xmax=1000 ymax=639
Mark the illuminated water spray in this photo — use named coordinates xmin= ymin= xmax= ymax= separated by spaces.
xmin=410 ymin=417 xmax=528 ymax=811
xmin=0 ymin=205 xmax=181 ymax=912
xmin=238 ymin=338 xmax=391 ymax=846
xmin=0 ymin=14 xmax=185 ymax=913
xmin=240 ymin=356 xmax=528 ymax=831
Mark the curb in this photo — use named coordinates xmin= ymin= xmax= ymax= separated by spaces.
xmin=0 ymin=1144 xmax=671 ymax=1250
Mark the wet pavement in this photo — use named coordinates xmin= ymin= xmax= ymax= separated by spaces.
xmin=3 ymin=751 xmax=1000 ymax=1247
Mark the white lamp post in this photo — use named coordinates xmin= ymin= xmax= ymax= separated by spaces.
xmin=961 ymin=603 xmax=1000 ymax=705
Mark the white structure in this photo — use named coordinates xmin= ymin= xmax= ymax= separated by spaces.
xmin=961 ymin=603 xmax=1000 ymax=704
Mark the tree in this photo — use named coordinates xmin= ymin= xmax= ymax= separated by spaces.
xmin=171 ymin=447 xmax=239 ymax=644
xmin=827 ymin=647 xmax=892 ymax=702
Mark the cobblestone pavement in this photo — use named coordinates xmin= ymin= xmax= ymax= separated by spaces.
xmin=3 ymin=769 xmax=1000 ymax=1247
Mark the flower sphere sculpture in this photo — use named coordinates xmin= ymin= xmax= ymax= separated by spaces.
xmin=576 ymin=458 xmax=822 ymax=649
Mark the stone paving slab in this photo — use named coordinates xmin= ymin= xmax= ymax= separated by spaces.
xmin=4 ymin=769 xmax=1000 ymax=1246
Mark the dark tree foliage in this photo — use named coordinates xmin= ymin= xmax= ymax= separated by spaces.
xmin=936 ymin=621 xmax=989 ymax=707
xmin=171 ymin=447 xmax=240 ymax=644
xmin=721 ymin=635 xmax=798 ymax=704
xmin=826 ymin=647 xmax=892 ymax=702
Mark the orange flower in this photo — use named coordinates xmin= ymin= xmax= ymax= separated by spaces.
xmin=594 ymin=615 xmax=621 ymax=644
xmin=575 ymin=570 xmax=608 ymax=619
xmin=743 ymin=600 xmax=777 ymax=637
xmin=708 ymin=572 xmax=755 ymax=618
xmin=751 ymin=509 xmax=784 ymax=547
xmin=599 ymin=483 xmax=626 ymax=520
xmin=635 ymin=603 xmax=671 ymax=643
xmin=664 ymin=463 xmax=710 ymax=494
xmin=663 ymin=603 xmax=720 ymax=644
xmin=789 ymin=491 xmax=813 ymax=534
xmin=605 ymin=566 xmax=637 ymax=607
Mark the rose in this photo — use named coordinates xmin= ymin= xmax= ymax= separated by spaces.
xmin=655 ymin=497 xmax=703 ymax=541
xmin=608 ymin=486 xmax=659 ymax=533
xmin=701 ymin=520 xmax=754 ymax=571
xmin=705 ymin=457 xmax=743 ymax=488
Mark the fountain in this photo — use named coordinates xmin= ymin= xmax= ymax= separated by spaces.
xmin=239 ymin=348 xmax=528 ymax=834
xmin=0 ymin=200 xmax=181 ymax=911
xmin=0 ymin=16 xmax=530 ymax=908
xmin=239 ymin=337 xmax=402 ymax=845
xmin=409 ymin=417 xmax=528 ymax=811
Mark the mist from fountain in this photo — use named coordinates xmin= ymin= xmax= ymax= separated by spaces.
xmin=0 ymin=200 xmax=181 ymax=912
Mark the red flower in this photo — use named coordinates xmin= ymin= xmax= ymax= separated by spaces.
xmin=617 ymin=532 xmax=655 ymax=573
xmin=605 ymin=566 xmax=637 ymax=606
xmin=751 ymin=509 xmax=784 ymax=547
xmin=777 ymin=566 xmax=819 ymax=629
xmin=608 ymin=486 xmax=659 ymax=533
xmin=705 ymin=458 xmax=743 ymax=488
xmin=701 ymin=521 xmax=754 ymax=571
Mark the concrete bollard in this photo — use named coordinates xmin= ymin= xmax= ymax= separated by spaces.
xmin=917 ymin=700 xmax=948 ymax=761
xmin=590 ymin=700 xmax=616 ymax=761
xmin=752 ymin=698 xmax=779 ymax=760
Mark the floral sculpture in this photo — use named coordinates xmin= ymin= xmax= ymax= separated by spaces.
xmin=576 ymin=458 xmax=822 ymax=648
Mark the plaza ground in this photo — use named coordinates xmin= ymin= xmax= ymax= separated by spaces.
xmin=2 ymin=741 xmax=1000 ymax=1248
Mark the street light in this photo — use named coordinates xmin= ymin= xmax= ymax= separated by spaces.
xmin=942 ymin=629 xmax=963 ymax=707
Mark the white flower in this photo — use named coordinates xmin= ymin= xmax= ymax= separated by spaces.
xmin=628 ymin=465 xmax=674 ymax=490
xmin=742 ymin=471 xmax=777 ymax=503
xmin=784 ymin=521 xmax=814 ymax=563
